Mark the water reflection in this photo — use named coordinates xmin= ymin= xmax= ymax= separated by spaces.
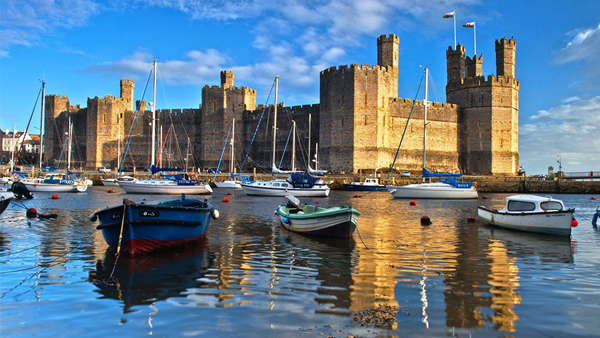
xmin=90 ymin=239 xmax=210 ymax=313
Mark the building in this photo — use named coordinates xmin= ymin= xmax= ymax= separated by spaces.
xmin=43 ymin=34 xmax=519 ymax=175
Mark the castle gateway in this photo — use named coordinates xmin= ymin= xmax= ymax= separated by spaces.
xmin=44 ymin=34 xmax=518 ymax=175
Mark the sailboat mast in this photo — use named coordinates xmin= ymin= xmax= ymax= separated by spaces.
xmin=39 ymin=80 xmax=45 ymax=171
xmin=292 ymin=120 xmax=296 ymax=172
xmin=422 ymin=67 xmax=429 ymax=183
xmin=151 ymin=59 xmax=157 ymax=167
xmin=271 ymin=76 xmax=279 ymax=167
xmin=230 ymin=118 xmax=235 ymax=174
xmin=117 ymin=112 xmax=121 ymax=174
xmin=67 ymin=115 xmax=72 ymax=172
xmin=10 ymin=125 xmax=16 ymax=173
xmin=308 ymin=113 xmax=311 ymax=169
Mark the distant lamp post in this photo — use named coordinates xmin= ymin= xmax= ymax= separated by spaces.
xmin=557 ymin=155 xmax=562 ymax=172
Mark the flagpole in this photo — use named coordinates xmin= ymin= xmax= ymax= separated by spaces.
xmin=454 ymin=12 xmax=457 ymax=48
xmin=474 ymin=22 xmax=477 ymax=55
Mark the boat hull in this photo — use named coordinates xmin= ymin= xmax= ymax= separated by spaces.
xmin=241 ymin=183 xmax=329 ymax=197
xmin=22 ymin=181 xmax=87 ymax=193
xmin=118 ymin=181 xmax=213 ymax=194
xmin=94 ymin=201 xmax=214 ymax=256
xmin=276 ymin=206 xmax=358 ymax=238
xmin=344 ymin=184 xmax=387 ymax=191
xmin=477 ymin=206 xmax=573 ymax=237
xmin=0 ymin=191 xmax=14 ymax=214
xmin=101 ymin=179 xmax=119 ymax=186
xmin=215 ymin=181 xmax=242 ymax=189
xmin=388 ymin=183 xmax=478 ymax=199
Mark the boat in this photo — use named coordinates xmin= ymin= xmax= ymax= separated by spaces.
xmin=240 ymin=76 xmax=330 ymax=197
xmin=387 ymin=67 xmax=477 ymax=199
xmin=344 ymin=177 xmax=387 ymax=191
xmin=90 ymin=194 xmax=219 ymax=257
xmin=101 ymin=175 xmax=136 ymax=186
xmin=275 ymin=195 xmax=359 ymax=237
xmin=477 ymin=195 xmax=577 ymax=237
xmin=21 ymin=174 xmax=88 ymax=193
xmin=215 ymin=118 xmax=242 ymax=189
xmin=593 ymin=207 xmax=599 ymax=227
xmin=0 ymin=191 xmax=14 ymax=215
xmin=117 ymin=60 xmax=212 ymax=195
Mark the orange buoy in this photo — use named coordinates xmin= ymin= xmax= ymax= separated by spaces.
xmin=26 ymin=208 xmax=38 ymax=218
xmin=353 ymin=194 xmax=360 ymax=198
xmin=571 ymin=219 xmax=579 ymax=227
xmin=467 ymin=216 xmax=476 ymax=223
xmin=222 ymin=197 xmax=229 ymax=202
xmin=409 ymin=200 xmax=417 ymax=206
xmin=51 ymin=194 xmax=59 ymax=199
xmin=227 ymin=192 xmax=233 ymax=195
xmin=420 ymin=215 xmax=432 ymax=225
xmin=482 ymin=196 xmax=489 ymax=199
xmin=107 ymin=189 xmax=114 ymax=193
xmin=592 ymin=196 xmax=597 ymax=200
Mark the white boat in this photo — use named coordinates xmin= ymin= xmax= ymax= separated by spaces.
xmin=477 ymin=195 xmax=576 ymax=237
xmin=101 ymin=175 xmax=136 ymax=186
xmin=214 ymin=118 xmax=242 ymax=190
xmin=387 ymin=67 xmax=477 ymax=199
xmin=0 ymin=191 xmax=14 ymax=214
xmin=344 ymin=177 xmax=387 ymax=191
xmin=275 ymin=196 xmax=358 ymax=237
xmin=240 ymin=76 xmax=329 ymax=197
xmin=215 ymin=180 xmax=242 ymax=189
xmin=21 ymin=175 xmax=88 ymax=193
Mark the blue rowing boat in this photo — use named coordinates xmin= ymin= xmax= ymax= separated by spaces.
xmin=90 ymin=195 xmax=219 ymax=257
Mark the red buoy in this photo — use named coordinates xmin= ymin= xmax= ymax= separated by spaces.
xmin=420 ymin=215 xmax=432 ymax=225
xmin=591 ymin=196 xmax=597 ymax=200
xmin=227 ymin=192 xmax=233 ymax=196
xmin=26 ymin=208 xmax=38 ymax=218
xmin=107 ymin=189 xmax=114 ymax=193
xmin=353 ymin=194 xmax=360 ymax=198
xmin=467 ymin=216 xmax=476 ymax=223
xmin=315 ymin=201 xmax=319 ymax=205
xmin=482 ymin=196 xmax=489 ymax=199
xmin=222 ymin=197 xmax=229 ymax=203
xmin=143 ymin=198 xmax=147 ymax=201
xmin=571 ymin=219 xmax=579 ymax=227
xmin=409 ymin=200 xmax=417 ymax=206
xmin=51 ymin=194 xmax=59 ymax=199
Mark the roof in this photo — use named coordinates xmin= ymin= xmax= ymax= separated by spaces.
xmin=505 ymin=194 xmax=560 ymax=202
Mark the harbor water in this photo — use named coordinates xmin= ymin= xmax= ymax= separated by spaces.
xmin=1 ymin=188 xmax=599 ymax=337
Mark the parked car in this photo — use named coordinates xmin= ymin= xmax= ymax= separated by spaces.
xmin=98 ymin=167 xmax=111 ymax=173
xmin=401 ymin=170 xmax=410 ymax=178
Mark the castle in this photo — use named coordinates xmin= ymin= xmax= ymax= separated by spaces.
xmin=43 ymin=34 xmax=519 ymax=175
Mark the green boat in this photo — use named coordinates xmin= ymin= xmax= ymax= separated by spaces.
xmin=275 ymin=196 xmax=360 ymax=238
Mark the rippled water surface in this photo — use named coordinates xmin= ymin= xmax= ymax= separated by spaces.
xmin=1 ymin=187 xmax=599 ymax=337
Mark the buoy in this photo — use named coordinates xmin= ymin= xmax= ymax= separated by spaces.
xmin=222 ymin=197 xmax=229 ymax=203
xmin=354 ymin=194 xmax=360 ymax=198
xmin=420 ymin=215 xmax=432 ymax=225
xmin=591 ymin=196 xmax=597 ymax=200
xmin=409 ymin=200 xmax=417 ymax=206
xmin=571 ymin=219 xmax=579 ymax=227
xmin=227 ymin=192 xmax=233 ymax=195
xmin=212 ymin=210 xmax=220 ymax=219
xmin=51 ymin=194 xmax=59 ymax=199
xmin=107 ymin=189 xmax=114 ymax=193
xmin=482 ymin=196 xmax=489 ymax=199
xmin=143 ymin=198 xmax=147 ymax=201
xmin=26 ymin=208 xmax=38 ymax=218
xmin=315 ymin=201 xmax=319 ymax=204
xmin=467 ymin=216 xmax=476 ymax=223
xmin=282 ymin=217 xmax=290 ymax=224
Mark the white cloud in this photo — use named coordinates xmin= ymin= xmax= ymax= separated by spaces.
xmin=555 ymin=24 xmax=600 ymax=64
xmin=0 ymin=0 xmax=99 ymax=57
xmin=519 ymin=96 xmax=600 ymax=173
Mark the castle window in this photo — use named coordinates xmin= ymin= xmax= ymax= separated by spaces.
xmin=341 ymin=95 xmax=345 ymax=106
xmin=213 ymin=101 xmax=216 ymax=111
xmin=341 ymin=118 xmax=344 ymax=127
xmin=364 ymin=94 xmax=367 ymax=107
xmin=103 ymin=114 xmax=106 ymax=123
xmin=365 ymin=115 xmax=368 ymax=125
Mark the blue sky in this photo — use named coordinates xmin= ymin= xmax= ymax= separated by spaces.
xmin=1 ymin=0 xmax=599 ymax=174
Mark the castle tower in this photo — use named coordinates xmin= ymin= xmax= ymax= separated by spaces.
xmin=43 ymin=95 xmax=71 ymax=164
xmin=495 ymin=37 xmax=516 ymax=78
xmin=446 ymin=44 xmax=466 ymax=84
xmin=120 ymin=79 xmax=134 ymax=111
xmin=465 ymin=55 xmax=483 ymax=78
xmin=221 ymin=71 xmax=234 ymax=89
xmin=377 ymin=34 xmax=399 ymax=96
xmin=446 ymin=38 xmax=519 ymax=175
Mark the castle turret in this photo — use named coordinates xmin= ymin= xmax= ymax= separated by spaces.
xmin=120 ymin=79 xmax=134 ymax=111
xmin=221 ymin=70 xmax=234 ymax=89
xmin=377 ymin=34 xmax=399 ymax=84
xmin=446 ymin=44 xmax=466 ymax=84
xmin=465 ymin=54 xmax=483 ymax=78
xmin=495 ymin=37 xmax=516 ymax=78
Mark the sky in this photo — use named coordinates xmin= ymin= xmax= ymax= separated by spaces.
xmin=1 ymin=0 xmax=599 ymax=174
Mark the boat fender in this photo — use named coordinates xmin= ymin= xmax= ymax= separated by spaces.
xmin=282 ymin=217 xmax=290 ymax=224
xmin=571 ymin=219 xmax=578 ymax=227
xmin=212 ymin=210 xmax=220 ymax=220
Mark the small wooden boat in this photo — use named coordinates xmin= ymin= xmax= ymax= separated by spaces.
xmin=477 ymin=195 xmax=576 ymax=237
xmin=344 ymin=178 xmax=387 ymax=191
xmin=276 ymin=196 xmax=359 ymax=238
xmin=90 ymin=194 xmax=219 ymax=257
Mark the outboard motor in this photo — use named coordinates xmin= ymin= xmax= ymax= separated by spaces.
xmin=285 ymin=195 xmax=301 ymax=209
xmin=10 ymin=182 xmax=34 ymax=200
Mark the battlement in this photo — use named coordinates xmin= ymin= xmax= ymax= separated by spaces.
xmin=377 ymin=34 xmax=399 ymax=44
xmin=320 ymin=63 xmax=393 ymax=77
xmin=220 ymin=70 xmax=234 ymax=89
xmin=495 ymin=37 xmax=516 ymax=49
xmin=120 ymin=79 xmax=134 ymax=86
xmin=48 ymin=94 xmax=70 ymax=101
xmin=447 ymin=75 xmax=520 ymax=90
xmin=446 ymin=44 xmax=466 ymax=56
xmin=390 ymin=97 xmax=456 ymax=108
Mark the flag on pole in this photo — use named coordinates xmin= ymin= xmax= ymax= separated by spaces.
xmin=463 ymin=22 xmax=475 ymax=28
xmin=443 ymin=11 xmax=455 ymax=18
